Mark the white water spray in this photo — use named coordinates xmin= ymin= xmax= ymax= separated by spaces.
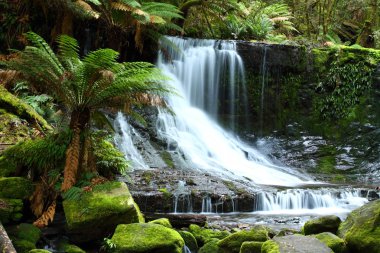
xmin=156 ymin=37 xmax=311 ymax=187
xmin=114 ymin=112 xmax=149 ymax=170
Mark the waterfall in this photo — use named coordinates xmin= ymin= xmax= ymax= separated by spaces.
xmin=254 ymin=189 xmax=368 ymax=214
xmin=156 ymin=37 xmax=312 ymax=187
xmin=259 ymin=46 xmax=268 ymax=135
xmin=114 ymin=112 xmax=149 ymax=170
xmin=201 ymin=196 xmax=213 ymax=213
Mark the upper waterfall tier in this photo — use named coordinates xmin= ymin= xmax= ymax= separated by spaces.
xmin=155 ymin=37 xmax=313 ymax=187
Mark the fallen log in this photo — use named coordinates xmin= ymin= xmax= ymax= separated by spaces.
xmin=144 ymin=213 xmax=207 ymax=228
xmin=0 ymin=222 xmax=16 ymax=253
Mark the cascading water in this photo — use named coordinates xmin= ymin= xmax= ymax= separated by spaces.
xmin=254 ymin=189 xmax=367 ymax=215
xmin=156 ymin=37 xmax=311 ymax=187
xmin=114 ymin=112 xmax=149 ymax=170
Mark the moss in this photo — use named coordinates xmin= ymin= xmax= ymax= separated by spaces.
xmin=110 ymin=223 xmax=184 ymax=253
xmin=161 ymin=151 xmax=174 ymax=168
xmin=337 ymin=200 xmax=380 ymax=253
xmin=261 ymin=240 xmax=280 ymax=253
xmin=0 ymin=156 xmax=17 ymax=177
xmin=0 ymin=86 xmax=51 ymax=131
xmin=13 ymin=239 xmax=36 ymax=253
xmin=178 ymin=230 xmax=198 ymax=253
xmin=198 ymin=238 xmax=221 ymax=253
xmin=0 ymin=198 xmax=23 ymax=223
xmin=313 ymin=232 xmax=347 ymax=253
xmin=63 ymin=181 xmax=144 ymax=243
xmin=141 ymin=171 xmax=154 ymax=185
xmin=29 ymin=250 xmax=52 ymax=253
xmin=303 ymin=215 xmax=341 ymax=235
xmin=277 ymin=228 xmax=300 ymax=237
xmin=158 ymin=188 xmax=172 ymax=199
xmin=148 ymin=218 xmax=172 ymax=228
xmin=0 ymin=110 xmax=31 ymax=143
xmin=239 ymin=241 xmax=263 ymax=253
xmin=189 ymin=224 xmax=230 ymax=246
xmin=217 ymin=226 xmax=270 ymax=253
xmin=61 ymin=244 xmax=86 ymax=253
xmin=0 ymin=177 xmax=33 ymax=199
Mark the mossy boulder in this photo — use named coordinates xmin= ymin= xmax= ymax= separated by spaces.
xmin=0 ymin=110 xmax=31 ymax=144
xmin=189 ymin=224 xmax=230 ymax=246
xmin=239 ymin=241 xmax=263 ymax=253
xmin=262 ymin=235 xmax=333 ymax=253
xmin=303 ymin=215 xmax=341 ymax=235
xmin=148 ymin=218 xmax=172 ymax=228
xmin=217 ymin=226 xmax=270 ymax=253
xmin=29 ymin=250 xmax=52 ymax=253
xmin=198 ymin=238 xmax=220 ymax=253
xmin=0 ymin=198 xmax=23 ymax=223
xmin=61 ymin=244 xmax=86 ymax=253
xmin=178 ymin=230 xmax=198 ymax=252
xmin=0 ymin=156 xmax=17 ymax=177
xmin=277 ymin=228 xmax=300 ymax=237
xmin=0 ymin=86 xmax=51 ymax=131
xmin=313 ymin=232 xmax=347 ymax=253
xmin=0 ymin=177 xmax=33 ymax=199
xmin=110 ymin=223 xmax=185 ymax=253
xmin=7 ymin=223 xmax=41 ymax=253
xmin=63 ymin=181 xmax=144 ymax=243
xmin=337 ymin=200 xmax=380 ymax=253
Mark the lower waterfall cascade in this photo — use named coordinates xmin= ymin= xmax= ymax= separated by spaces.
xmin=117 ymin=36 xmax=372 ymax=215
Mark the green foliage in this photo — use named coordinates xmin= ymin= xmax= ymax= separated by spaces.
xmin=315 ymin=61 xmax=373 ymax=120
xmin=1 ymin=129 xmax=71 ymax=174
xmin=91 ymin=133 xmax=130 ymax=176
xmin=101 ymin=238 xmax=117 ymax=252
xmin=62 ymin=186 xmax=83 ymax=201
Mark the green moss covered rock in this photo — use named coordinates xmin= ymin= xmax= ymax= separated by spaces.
xmin=178 ymin=230 xmax=198 ymax=252
xmin=198 ymin=238 xmax=220 ymax=253
xmin=313 ymin=232 xmax=346 ymax=253
xmin=262 ymin=235 xmax=333 ymax=253
xmin=148 ymin=218 xmax=172 ymax=228
xmin=61 ymin=243 xmax=86 ymax=253
xmin=189 ymin=224 xmax=230 ymax=246
xmin=0 ymin=177 xmax=33 ymax=199
xmin=63 ymin=181 xmax=144 ymax=243
xmin=0 ymin=110 xmax=31 ymax=144
xmin=0 ymin=156 xmax=17 ymax=177
xmin=303 ymin=215 xmax=341 ymax=235
xmin=7 ymin=223 xmax=41 ymax=253
xmin=217 ymin=226 xmax=270 ymax=253
xmin=337 ymin=200 xmax=380 ymax=253
xmin=29 ymin=250 xmax=52 ymax=253
xmin=0 ymin=86 xmax=51 ymax=131
xmin=239 ymin=241 xmax=263 ymax=253
xmin=0 ymin=198 xmax=23 ymax=223
xmin=110 ymin=223 xmax=184 ymax=253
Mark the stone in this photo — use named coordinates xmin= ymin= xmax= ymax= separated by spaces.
xmin=189 ymin=224 xmax=230 ymax=246
xmin=7 ymin=223 xmax=41 ymax=253
xmin=337 ymin=200 xmax=380 ymax=253
xmin=29 ymin=250 xmax=52 ymax=253
xmin=63 ymin=181 xmax=144 ymax=243
xmin=148 ymin=217 xmax=172 ymax=228
xmin=239 ymin=241 xmax=263 ymax=253
xmin=61 ymin=243 xmax=86 ymax=253
xmin=0 ymin=177 xmax=33 ymax=199
xmin=178 ymin=230 xmax=198 ymax=253
xmin=217 ymin=226 xmax=270 ymax=253
xmin=262 ymin=235 xmax=333 ymax=253
xmin=110 ymin=223 xmax=184 ymax=253
xmin=302 ymin=215 xmax=341 ymax=235
xmin=0 ymin=198 xmax=23 ymax=223
xmin=313 ymin=232 xmax=347 ymax=253
xmin=198 ymin=238 xmax=220 ymax=253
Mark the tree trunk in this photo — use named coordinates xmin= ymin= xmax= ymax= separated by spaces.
xmin=0 ymin=222 xmax=16 ymax=253
xmin=61 ymin=109 xmax=90 ymax=192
